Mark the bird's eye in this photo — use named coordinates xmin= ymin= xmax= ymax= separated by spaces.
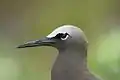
xmin=61 ymin=33 xmax=69 ymax=40
xmin=55 ymin=33 xmax=70 ymax=40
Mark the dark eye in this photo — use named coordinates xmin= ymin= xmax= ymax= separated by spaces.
xmin=55 ymin=33 xmax=69 ymax=40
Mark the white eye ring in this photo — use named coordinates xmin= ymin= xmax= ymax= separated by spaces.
xmin=61 ymin=35 xmax=69 ymax=40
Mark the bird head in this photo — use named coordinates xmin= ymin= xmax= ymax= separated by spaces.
xmin=17 ymin=25 xmax=88 ymax=51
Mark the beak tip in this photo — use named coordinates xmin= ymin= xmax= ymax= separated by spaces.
xmin=16 ymin=45 xmax=25 ymax=48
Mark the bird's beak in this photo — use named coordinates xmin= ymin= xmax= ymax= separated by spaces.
xmin=17 ymin=37 xmax=56 ymax=48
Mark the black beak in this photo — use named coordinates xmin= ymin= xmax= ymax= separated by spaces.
xmin=17 ymin=37 xmax=56 ymax=48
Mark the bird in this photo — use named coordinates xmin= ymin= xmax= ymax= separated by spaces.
xmin=17 ymin=25 xmax=101 ymax=80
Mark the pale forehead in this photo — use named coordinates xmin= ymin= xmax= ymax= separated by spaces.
xmin=47 ymin=25 xmax=83 ymax=38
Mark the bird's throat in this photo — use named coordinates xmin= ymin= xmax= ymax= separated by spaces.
xmin=51 ymin=49 xmax=89 ymax=80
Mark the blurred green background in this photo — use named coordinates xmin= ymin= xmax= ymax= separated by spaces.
xmin=1 ymin=0 xmax=120 ymax=80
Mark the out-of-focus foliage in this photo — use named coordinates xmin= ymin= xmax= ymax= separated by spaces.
xmin=0 ymin=0 xmax=120 ymax=80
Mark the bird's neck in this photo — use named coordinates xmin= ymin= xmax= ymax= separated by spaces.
xmin=58 ymin=49 xmax=88 ymax=71
xmin=52 ymin=48 xmax=94 ymax=80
